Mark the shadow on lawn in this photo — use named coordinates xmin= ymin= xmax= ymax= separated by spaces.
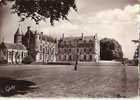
xmin=0 ymin=77 xmax=38 ymax=97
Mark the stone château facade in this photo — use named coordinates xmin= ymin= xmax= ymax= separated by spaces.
xmin=56 ymin=34 xmax=100 ymax=62
xmin=0 ymin=42 xmax=28 ymax=64
xmin=0 ymin=26 xmax=57 ymax=64
xmin=16 ymin=26 xmax=57 ymax=62
xmin=0 ymin=26 xmax=100 ymax=64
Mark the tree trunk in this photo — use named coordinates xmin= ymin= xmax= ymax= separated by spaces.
xmin=74 ymin=55 xmax=78 ymax=71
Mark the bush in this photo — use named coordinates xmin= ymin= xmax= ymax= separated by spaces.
xmin=22 ymin=55 xmax=34 ymax=64
xmin=134 ymin=59 xmax=138 ymax=66
xmin=0 ymin=57 xmax=8 ymax=64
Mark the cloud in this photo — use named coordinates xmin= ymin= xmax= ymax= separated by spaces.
xmin=39 ymin=4 xmax=140 ymax=58
xmin=86 ymin=4 xmax=139 ymax=59
xmin=1 ymin=1 xmax=140 ymax=59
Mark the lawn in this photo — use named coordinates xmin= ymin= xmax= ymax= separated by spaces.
xmin=0 ymin=64 xmax=138 ymax=98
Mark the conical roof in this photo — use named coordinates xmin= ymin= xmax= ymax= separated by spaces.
xmin=15 ymin=26 xmax=23 ymax=36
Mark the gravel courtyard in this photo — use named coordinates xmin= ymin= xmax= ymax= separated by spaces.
xmin=0 ymin=63 xmax=138 ymax=98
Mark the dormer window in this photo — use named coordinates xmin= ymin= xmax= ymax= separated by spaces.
xmin=89 ymin=39 xmax=92 ymax=43
xmin=84 ymin=40 xmax=86 ymax=43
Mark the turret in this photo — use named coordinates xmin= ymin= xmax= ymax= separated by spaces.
xmin=40 ymin=32 xmax=43 ymax=42
xmin=35 ymin=31 xmax=40 ymax=51
xmin=81 ymin=33 xmax=84 ymax=39
xmin=14 ymin=26 xmax=23 ymax=44
xmin=94 ymin=33 xmax=100 ymax=61
xmin=62 ymin=33 xmax=64 ymax=40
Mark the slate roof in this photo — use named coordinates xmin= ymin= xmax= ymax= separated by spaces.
xmin=62 ymin=36 xmax=95 ymax=42
xmin=0 ymin=42 xmax=27 ymax=50
xmin=15 ymin=27 xmax=23 ymax=36
xmin=42 ymin=35 xmax=57 ymax=43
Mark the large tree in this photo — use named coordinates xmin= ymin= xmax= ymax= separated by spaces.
xmin=100 ymin=38 xmax=123 ymax=60
xmin=0 ymin=0 xmax=77 ymax=25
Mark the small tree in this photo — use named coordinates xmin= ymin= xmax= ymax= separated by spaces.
xmin=133 ymin=46 xmax=138 ymax=66
xmin=22 ymin=55 xmax=34 ymax=64
xmin=100 ymin=38 xmax=123 ymax=60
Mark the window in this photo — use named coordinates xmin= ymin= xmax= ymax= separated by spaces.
xmin=89 ymin=48 xmax=92 ymax=52
xmin=89 ymin=55 xmax=92 ymax=61
xmin=9 ymin=51 xmax=13 ymax=61
xmin=84 ymin=48 xmax=86 ymax=52
xmin=77 ymin=48 xmax=79 ymax=53
xmin=58 ymin=48 xmax=61 ymax=53
xmin=40 ymin=54 xmax=42 ymax=60
xmin=24 ymin=52 xmax=27 ymax=57
xmin=69 ymin=41 xmax=71 ymax=45
xmin=69 ymin=48 xmax=71 ymax=52
xmin=89 ymin=39 xmax=92 ymax=42
xmin=64 ymin=48 xmax=66 ymax=52
xmin=69 ymin=55 xmax=72 ymax=61
xmin=64 ymin=55 xmax=66 ymax=60
xmin=22 ymin=52 xmax=24 ymax=58
xmin=84 ymin=55 xmax=86 ymax=60
xmin=40 ymin=45 xmax=43 ymax=51
xmin=59 ymin=55 xmax=61 ymax=60
xmin=52 ymin=48 xmax=54 ymax=54
xmin=43 ymin=48 xmax=45 ymax=53
xmin=84 ymin=40 xmax=86 ymax=43
xmin=64 ymin=41 xmax=66 ymax=45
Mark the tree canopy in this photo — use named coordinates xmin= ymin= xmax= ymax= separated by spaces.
xmin=0 ymin=0 xmax=77 ymax=25
xmin=100 ymin=38 xmax=123 ymax=60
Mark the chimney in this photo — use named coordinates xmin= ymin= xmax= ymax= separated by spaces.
xmin=27 ymin=26 xmax=31 ymax=31
xmin=40 ymin=32 xmax=43 ymax=42
xmin=62 ymin=33 xmax=64 ymax=39
xmin=81 ymin=33 xmax=84 ymax=39
xmin=94 ymin=33 xmax=98 ymax=39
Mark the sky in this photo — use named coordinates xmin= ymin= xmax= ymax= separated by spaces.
xmin=0 ymin=0 xmax=140 ymax=59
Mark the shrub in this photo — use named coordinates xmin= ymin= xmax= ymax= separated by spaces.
xmin=134 ymin=59 xmax=138 ymax=66
xmin=22 ymin=55 xmax=34 ymax=64
xmin=0 ymin=57 xmax=8 ymax=64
